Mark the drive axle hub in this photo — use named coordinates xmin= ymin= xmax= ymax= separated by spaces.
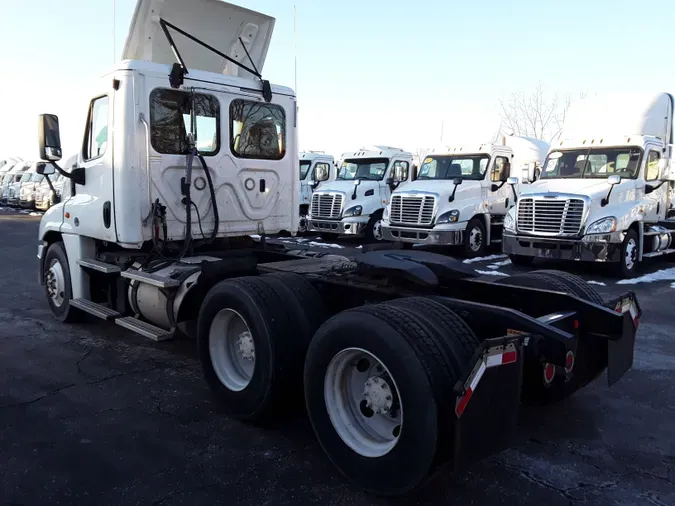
xmin=363 ymin=376 xmax=393 ymax=415
xmin=237 ymin=331 xmax=255 ymax=361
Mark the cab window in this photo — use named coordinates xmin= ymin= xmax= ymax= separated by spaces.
xmin=645 ymin=151 xmax=660 ymax=181
xmin=491 ymin=156 xmax=510 ymax=182
xmin=150 ymin=89 xmax=220 ymax=155
xmin=83 ymin=96 xmax=109 ymax=161
xmin=230 ymin=99 xmax=286 ymax=160
xmin=392 ymin=160 xmax=409 ymax=180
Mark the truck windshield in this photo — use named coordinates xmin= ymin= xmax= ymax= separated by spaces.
xmin=299 ymin=160 xmax=312 ymax=180
xmin=19 ymin=172 xmax=33 ymax=183
xmin=32 ymin=174 xmax=44 ymax=183
xmin=337 ymin=158 xmax=388 ymax=181
xmin=541 ymin=148 xmax=642 ymax=179
xmin=417 ymin=155 xmax=490 ymax=180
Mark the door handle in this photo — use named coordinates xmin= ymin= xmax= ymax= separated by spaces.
xmin=259 ymin=178 xmax=266 ymax=192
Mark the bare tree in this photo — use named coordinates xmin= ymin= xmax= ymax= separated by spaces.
xmin=413 ymin=147 xmax=429 ymax=167
xmin=499 ymin=83 xmax=586 ymax=143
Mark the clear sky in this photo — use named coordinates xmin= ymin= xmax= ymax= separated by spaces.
xmin=1 ymin=0 xmax=674 ymax=161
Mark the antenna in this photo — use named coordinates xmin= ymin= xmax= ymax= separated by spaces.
xmin=112 ymin=0 xmax=116 ymax=63
xmin=293 ymin=5 xmax=298 ymax=93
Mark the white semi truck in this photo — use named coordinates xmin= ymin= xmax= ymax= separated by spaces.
xmin=308 ymin=146 xmax=414 ymax=241
xmin=382 ymin=136 xmax=548 ymax=256
xmin=34 ymin=0 xmax=641 ymax=495
xmin=298 ymin=151 xmax=334 ymax=232
xmin=503 ymin=93 xmax=674 ymax=277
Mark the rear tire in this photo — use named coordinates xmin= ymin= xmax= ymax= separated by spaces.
xmin=509 ymin=254 xmax=535 ymax=267
xmin=495 ymin=270 xmax=605 ymax=405
xmin=198 ymin=275 xmax=318 ymax=424
xmin=43 ymin=242 xmax=82 ymax=323
xmin=304 ymin=299 xmax=470 ymax=495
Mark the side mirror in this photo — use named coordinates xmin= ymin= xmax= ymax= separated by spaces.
xmin=452 ymin=177 xmax=463 ymax=186
xmin=38 ymin=114 xmax=62 ymax=161
xmin=385 ymin=177 xmax=394 ymax=186
xmin=353 ymin=179 xmax=361 ymax=186
xmin=607 ymin=174 xmax=621 ymax=185
xmin=507 ymin=176 xmax=518 ymax=185
xmin=448 ymin=177 xmax=462 ymax=202
xmin=521 ymin=168 xmax=531 ymax=183
xmin=315 ymin=165 xmax=329 ymax=182
xmin=36 ymin=162 xmax=55 ymax=176
xmin=392 ymin=165 xmax=406 ymax=182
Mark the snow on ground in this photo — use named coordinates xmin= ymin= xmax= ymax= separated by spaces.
xmin=463 ymin=254 xmax=507 ymax=264
xmin=307 ymin=241 xmax=343 ymax=249
xmin=587 ymin=280 xmax=606 ymax=286
xmin=250 ymin=235 xmax=261 ymax=240
xmin=616 ymin=267 xmax=675 ymax=285
xmin=475 ymin=269 xmax=509 ymax=277
xmin=487 ymin=259 xmax=512 ymax=269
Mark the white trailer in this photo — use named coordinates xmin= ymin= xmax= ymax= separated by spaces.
xmin=33 ymin=0 xmax=641 ymax=496
xmin=298 ymin=151 xmax=334 ymax=232
xmin=308 ymin=146 xmax=414 ymax=241
xmin=382 ymin=136 xmax=548 ymax=257
xmin=503 ymin=93 xmax=675 ymax=277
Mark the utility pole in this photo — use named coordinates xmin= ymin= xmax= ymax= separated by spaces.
xmin=113 ymin=0 xmax=116 ymax=63
xmin=293 ymin=5 xmax=297 ymax=94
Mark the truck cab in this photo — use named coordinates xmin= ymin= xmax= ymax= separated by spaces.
xmin=308 ymin=146 xmax=413 ymax=241
xmin=298 ymin=151 xmax=334 ymax=232
xmin=503 ymin=93 xmax=675 ymax=277
xmin=382 ymin=136 xmax=548 ymax=257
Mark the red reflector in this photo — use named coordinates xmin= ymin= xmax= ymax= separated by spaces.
xmin=543 ymin=363 xmax=555 ymax=384
xmin=455 ymin=387 xmax=473 ymax=417
xmin=565 ymin=351 xmax=575 ymax=373
xmin=573 ymin=319 xmax=579 ymax=329
xmin=502 ymin=350 xmax=517 ymax=364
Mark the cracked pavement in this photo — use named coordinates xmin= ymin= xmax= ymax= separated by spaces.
xmin=1 ymin=210 xmax=674 ymax=505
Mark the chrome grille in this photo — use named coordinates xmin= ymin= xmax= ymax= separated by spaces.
xmin=389 ymin=195 xmax=436 ymax=225
xmin=310 ymin=193 xmax=343 ymax=219
xmin=517 ymin=197 xmax=585 ymax=235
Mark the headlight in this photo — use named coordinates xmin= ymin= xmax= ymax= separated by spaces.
xmin=436 ymin=210 xmax=460 ymax=224
xmin=343 ymin=205 xmax=362 ymax=217
xmin=586 ymin=217 xmax=617 ymax=235
xmin=504 ymin=207 xmax=516 ymax=231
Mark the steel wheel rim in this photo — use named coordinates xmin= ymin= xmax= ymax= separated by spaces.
xmin=209 ymin=308 xmax=255 ymax=392
xmin=469 ymin=226 xmax=483 ymax=251
xmin=45 ymin=260 xmax=66 ymax=307
xmin=625 ymin=239 xmax=637 ymax=270
xmin=372 ymin=219 xmax=383 ymax=241
xmin=324 ymin=348 xmax=403 ymax=458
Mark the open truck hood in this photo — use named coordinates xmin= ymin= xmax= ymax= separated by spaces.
xmin=122 ymin=0 xmax=275 ymax=77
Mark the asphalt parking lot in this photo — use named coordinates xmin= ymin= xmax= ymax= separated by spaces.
xmin=1 ymin=208 xmax=674 ymax=506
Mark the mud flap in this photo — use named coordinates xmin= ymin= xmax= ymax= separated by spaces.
xmin=607 ymin=293 xmax=640 ymax=386
xmin=451 ymin=338 xmax=524 ymax=471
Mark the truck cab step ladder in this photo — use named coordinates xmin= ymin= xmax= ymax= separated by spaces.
xmin=642 ymin=248 xmax=675 ymax=258
xmin=116 ymin=317 xmax=174 ymax=342
xmin=76 ymin=258 xmax=121 ymax=274
xmin=120 ymin=270 xmax=181 ymax=288
xmin=69 ymin=299 xmax=121 ymax=320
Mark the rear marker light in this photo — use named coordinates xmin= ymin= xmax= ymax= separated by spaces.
xmin=565 ymin=351 xmax=575 ymax=373
xmin=543 ymin=363 xmax=555 ymax=384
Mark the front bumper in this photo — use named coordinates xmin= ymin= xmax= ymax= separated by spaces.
xmin=503 ymin=232 xmax=622 ymax=262
xmin=382 ymin=223 xmax=464 ymax=245
xmin=309 ymin=217 xmax=368 ymax=236
xmin=20 ymin=198 xmax=35 ymax=209
xmin=7 ymin=196 xmax=20 ymax=207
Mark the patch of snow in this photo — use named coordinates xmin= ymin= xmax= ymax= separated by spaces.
xmin=463 ymin=254 xmax=507 ymax=264
xmin=586 ymin=280 xmax=606 ymax=286
xmin=487 ymin=259 xmax=512 ymax=269
xmin=307 ymin=241 xmax=343 ymax=249
xmin=475 ymin=269 xmax=510 ymax=277
xmin=356 ymin=246 xmax=363 ymax=249
xmin=296 ymin=238 xmax=309 ymax=242
xmin=29 ymin=212 xmax=42 ymax=216
xmin=249 ymin=234 xmax=261 ymax=240
xmin=616 ymin=267 xmax=675 ymax=285
xmin=671 ymin=282 xmax=675 ymax=289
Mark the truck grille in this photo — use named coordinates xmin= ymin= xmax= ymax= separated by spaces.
xmin=517 ymin=198 xmax=585 ymax=235
xmin=389 ymin=195 xmax=436 ymax=225
xmin=311 ymin=193 xmax=343 ymax=219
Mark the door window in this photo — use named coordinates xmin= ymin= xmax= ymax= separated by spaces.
xmin=491 ymin=156 xmax=510 ymax=182
xmin=645 ymin=151 xmax=660 ymax=181
xmin=392 ymin=161 xmax=410 ymax=181
xmin=230 ymin=99 xmax=286 ymax=160
xmin=83 ymin=96 xmax=109 ymax=161
xmin=313 ymin=162 xmax=331 ymax=181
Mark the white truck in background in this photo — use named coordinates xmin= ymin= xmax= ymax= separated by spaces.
xmin=298 ymin=151 xmax=334 ymax=232
xmin=503 ymin=92 xmax=675 ymax=277
xmin=382 ymin=136 xmax=548 ymax=257
xmin=308 ymin=146 xmax=414 ymax=241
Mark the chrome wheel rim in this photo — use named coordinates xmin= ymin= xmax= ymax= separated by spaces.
xmin=469 ymin=226 xmax=483 ymax=252
xmin=625 ymin=238 xmax=637 ymax=271
xmin=209 ymin=309 xmax=255 ymax=391
xmin=324 ymin=348 xmax=403 ymax=458
xmin=45 ymin=260 xmax=66 ymax=307
xmin=372 ymin=219 xmax=383 ymax=241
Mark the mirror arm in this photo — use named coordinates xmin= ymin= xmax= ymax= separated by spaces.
xmin=51 ymin=161 xmax=68 ymax=178
xmin=601 ymin=186 xmax=614 ymax=207
xmin=511 ymin=185 xmax=518 ymax=204
xmin=449 ymin=184 xmax=459 ymax=202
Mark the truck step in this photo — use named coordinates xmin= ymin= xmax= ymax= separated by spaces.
xmin=120 ymin=270 xmax=181 ymax=289
xmin=76 ymin=258 xmax=121 ymax=274
xmin=642 ymin=248 xmax=675 ymax=258
xmin=116 ymin=317 xmax=174 ymax=342
xmin=656 ymin=220 xmax=675 ymax=230
xmin=70 ymin=299 xmax=121 ymax=320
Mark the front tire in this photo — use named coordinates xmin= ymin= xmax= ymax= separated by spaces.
xmin=365 ymin=210 xmax=384 ymax=242
xmin=463 ymin=217 xmax=487 ymax=258
xmin=615 ymin=228 xmax=639 ymax=278
xmin=43 ymin=242 xmax=82 ymax=323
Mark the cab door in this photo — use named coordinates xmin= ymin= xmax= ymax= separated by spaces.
xmin=63 ymin=93 xmax=116 ymax=241
xmin=643 ymin=147 xmax=667 ymax=222
xmin=487 ymin=152 xmax=512 ymax=216
xmin=383 ymin=160 xmax=410 ymax=202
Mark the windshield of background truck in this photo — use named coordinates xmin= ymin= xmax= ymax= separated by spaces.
xmin=541 ymin=148 xmax=642 ymax=179
xmin=299 ymin=160 xmax=311 ymax=180
xmin=19 ymin=172 xmax=33 ymax=183
xmin=417 ymin=154 xmax=490 ymax=180
xmin=337 ymin=158 xmax=389 ymax=181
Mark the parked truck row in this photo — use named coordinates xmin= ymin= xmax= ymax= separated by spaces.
xmin=32 ymin=0 xmax=642 ymax=496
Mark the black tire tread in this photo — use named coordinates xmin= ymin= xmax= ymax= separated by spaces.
xmin=529 ymin=269 xmax=603 ymax=304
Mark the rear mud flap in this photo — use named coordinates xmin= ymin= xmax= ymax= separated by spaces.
xmin=452 ymin=339 xmax=524 ymax=471
xmin=607 ymin=294 xmax=640 ymax=386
